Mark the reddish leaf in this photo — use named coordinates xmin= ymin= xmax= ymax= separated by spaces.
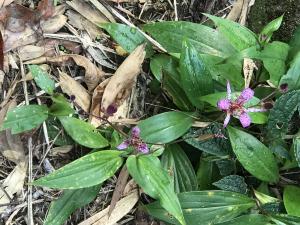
xmin=37 ymin=0 xmax=55 ymax=20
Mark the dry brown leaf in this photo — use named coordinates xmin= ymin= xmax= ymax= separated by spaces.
xmin=101 ymin=44 xmax=146 ymax=115
xmin=0 ymin=0 xmax=14 ymax=8
xmin=25 ymin=54 xmax=104 ymax=91
xmin=78 ymin=190 xmax=139 ymax=225
xmin=226 ymin=0 xmax=244 ymax=21
xmin=67 ymin=0 xmax=109 ymax=25
xmin=49 ymin=145 xmax=73 ymax=156
xmin=59 ymin=71 xmax=91 ymax=112
xmin=18 ymin=45 xmax=50 ymax=61
xmin=40 ymin=14 xmax=67 ymax=33
xmin=88 ymin=0 xmax=116 ymax=23
xmin=243 ymin=58 xmax=257 ymax=88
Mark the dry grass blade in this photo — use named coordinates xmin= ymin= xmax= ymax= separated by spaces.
xmin=78 ymin=190 xmax=139 ymax=225
xmin=59 ymin=71 xmax=91 ymax=112
xmin=101 ymin=44 xmax=146 ymax=115
xmin=89 ymin=0 xmax=116 ymax=23
xmin=108 ymin=165 xmax=129 ymax=217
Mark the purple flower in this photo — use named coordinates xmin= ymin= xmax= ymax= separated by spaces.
xmin=117 ymin=126 xmax=149 ymax=154
xmin=217 ymin=81 xmax=266 ymax=128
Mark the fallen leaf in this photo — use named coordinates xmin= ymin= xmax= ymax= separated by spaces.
xmin=37 ymin=0 xmax=55 ymax=20
xmin=49 ymin=145 xmax=73 ymax=156
xmin=88 ymin=0 xmax=116 ymax=23
xmin=226 ymin=0 xmax=243 ymax=21
xmin=40 ymin=14 xmax=67 ymax=33
xmin=78 ymin=190 xmax=138 ymax=225
xmin=101 ymin=44 xmax=146 ymax=114
xmin=243 ymin=58 xmax=257 ymax=88
xmin=59 ymin=71 xmax=91 ymax=112
xmin=0 ymin=0 xmax=14 ymax=8
xmin=26 ymin=54 xmax=104 ymax=91
xmin=18 ymin=45 xmax=50 ymax=61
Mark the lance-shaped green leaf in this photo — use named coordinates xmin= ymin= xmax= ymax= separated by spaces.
xmin=227 ymin=126 xmax=279 ymax=183
xmin=49 ymin=94 xmax=74 ymax=116
xmin=59 ymin=116 xmax=108 ymax=148
xmin=279 ymin=53 xmax=300 ymax=90
xmin=260 ymin=15 xmax=283 ymax=44
xmin=100 ymin=23 xmax=153 ymax=57
xmin=142 ymin=21 xmax=236 ymax=57
xmin=197 ymin=156 xmax=220 ymax=190
xmin=44 ymin=185 xmax=101 ymax=225
xmin=138 ymin=111 xmax=194 ymax=144
xmin=180 ymin=40 xmax=213 ymax=108
xmin=213 ymin=175 xmax=248 ymax=194
xmin=293 ymin=138 xmax=300 ymax=167
xmin=28 ymin=65 xmax=55 ymax=95
xmin=127 ymin=154 xmax=186 ymax=225
xmin=288 ymin=25 xmax=300 ymax=60
xmin=146 ymin=190 xmax=255 ymax=225
xmin=150 ymin=54 xmax=179 ymax=81
xmin=283 ymin=185 xmax=300 ymax=217
xmin=271 ymin=214 xmax=300 ymax=225
xmin=217 ymin=214 xmax=272 ymax=225
xmin=205 ymin=14 xmax=257 ymax=51
xmin=1 ymin=105 xmax=48 ymax=134
xmin=161 ymin=144 xmax=198 ymax=193
xmin=33 ymin=150 xmax=123 ymax=189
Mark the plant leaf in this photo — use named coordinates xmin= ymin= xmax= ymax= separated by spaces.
xmin=283 ymin=185 xmax=300 ymax=217
xmin=138 ymin=111 xmax=194 ymax=144
xmin=44 ymin=185 xmax=101 ymax=225
xmin=59 ymin=116 xmax=109 ymax=148
xmin=288 ymin=25 xmax=300 ymax=61
xmin=28 ymin=64 xmax=55 ymax=95
xmin=196 ymin=157 xmax=220 ymax=190
xmin=161 ymin=144 xmax=198 ymax=193
xmin=262 ymin=41 xmax=289 ymax=86
xmin=1 ymin=105 xmax=48 ymax=134
xmin=146 ymin=190 xmax=255 ymax=225
xmin=213 ymin=175 xmax=248 ymax=194
xmin=279 ymin=52 xmax=300 ymax=90
xmin=271 ymin=214 xmax=300 ymax=225
xmin=126 ymin=154 xmax=186 ymax=225
xmin=150 ymin=54 xmax=178 ymax=81
xmin=183 ymin=124 xmax=231 ymax=156
xmin=100 ymin=23 xmax=153 ymax=57
xmin=204 ymin=14 xmax=257 ymax=51
xmin=33 ymin=150 xmax=123 ymax=189
xmin=260 ymin=15 xmax=284 ymax=43
xmin=49 ymin=94 xmax=75 ymax=116
xmin=142 ymin=21 xmax=236 ymax=57
xmin=227 ymin=126 xmax=279 ymax=182
xmin=217 ymin=214 xmax=272 ymax=225
xmin=179 ymin=40 xmax=213 ymax=108
xmin=293 ymin=138 xmax=300 ymax=167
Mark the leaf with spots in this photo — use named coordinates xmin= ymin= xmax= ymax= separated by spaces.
xmin=44 ymin=184 xmax=101 ymax=225
xmin=126 ymin=154 xmax=186 ymax=225
xmin=228 ymin=126 xmax=279 ymax=183
xmin=146 ymin=190 xmax=255 ymax=225
xmin=59 ymin=116 xmax=108 ymax=149
xmin=1 ymin=105 xmax=48 ymax=134
xmin=161 ymin=144 xmax=198 ymax=193
xmin=33 ymin=150 xmax=123 ymax=189
xmin=28 ymin=65 xmax=55 ymax=95
xmin=213 ymin=175 xmax=248 ymax=194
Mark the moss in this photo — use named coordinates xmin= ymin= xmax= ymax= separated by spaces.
xmin=248 ymin=0 xmax=300 ymax=42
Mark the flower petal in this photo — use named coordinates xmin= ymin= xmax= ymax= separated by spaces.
xmin=137 ymin=143 xmax=149 ymax=154
xmin=218 ymin=99 xmax=231 ymax=111
xmin=131 ymin=126 xmax=141 ymax=137
xmin=237 ymin=88 xmax=254 ymax=104
xmin=117 ymin=140 xmax=130 ymax=150
xmin=226 ymin=80 xmax=232 ymax=99
xmin=239 ymin=112 xmax=251 ymax=128
xmin=223 ymin=113 xmax=231 ymax=128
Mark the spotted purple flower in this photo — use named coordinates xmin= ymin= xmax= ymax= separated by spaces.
xmin=117 ymin=126 xmax=149 ymax=154
xmin=217 ymin=81 xmax=266 ymax=128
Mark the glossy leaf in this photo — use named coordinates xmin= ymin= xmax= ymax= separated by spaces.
xmin=44 ymin=185 xmax=101 ymax=225
xmin=59 ymin=116 xmax=109 ymax=148
xmin=262 ymin=41 xmax=289 ymax=86
xmin=150 ymin=54 xmax=179 ymax=81
xmin=100 ymin=23 xmax=153 ymax=57
xmin=197 ymin=157 xmax=220 ymax=190
xmin=146 ymin=190 xmax=255 ymax=225
xmin=266 ymin=91 xmax=300 ymax=147
xmin=28 ymin=65 xmax=55 ymax=95
xmin=283 ymin=185 xmax=300 ymax=217
xmin=184 ymin=124 xmax=231 ymax=156
xmin=260 ymin=15 xmax=284 ymax=43
xmin=33 ymin=150 xmax=123 ymax=189
xmin=138 ymin=111 xmax=194 ymax=144
xmin=143 ymin=21 xmax=236 ymax=57
xmin=205 ymin=14 xmax=257 ymax=51
xmin=161 ymin=144 xmax=198 ymax=193
xmin=1 ymin=105 xmax=48 ymax=134
xmin=227 ymin=126 xmax=279 ymax=182
xmin=49 ymin=94 xmax=74 ymax=116
xmin=180 ymin=40 xmax=213 ymax=107
xmin=217 ymin=214 xmax=272 ymax=225
xmin=126 ymin=154 xmax=186 ymax=225
xmin=213 ymin=175 xmax=248 ymax=194
xmin=279 ymin=53 xmax=300 ymax=90
xmin=271 ymin=214 xmax=300 ymax=225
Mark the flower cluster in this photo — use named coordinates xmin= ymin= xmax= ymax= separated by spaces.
xmin=217 ymin=81 xmax=265 ymax=128
xmin=117 ymin=126 xmax=149 ymax=153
